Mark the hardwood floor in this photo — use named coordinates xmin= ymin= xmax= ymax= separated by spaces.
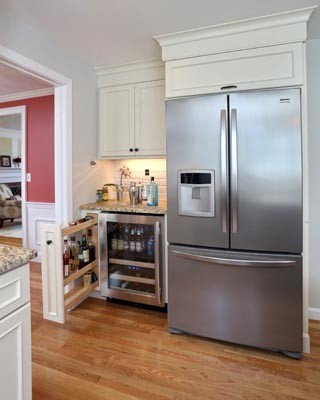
xmin=0 ymin=235 xmax=22 ymax=247
xmin=30 ymin=262 xmax=320 ymax=400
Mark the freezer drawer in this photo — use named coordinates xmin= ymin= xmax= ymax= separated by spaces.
xmin=168 ymin=245 xmax=302 ymax=353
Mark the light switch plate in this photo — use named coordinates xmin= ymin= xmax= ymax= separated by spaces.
xmin=26 ymin=173 xmax=32 ymax=182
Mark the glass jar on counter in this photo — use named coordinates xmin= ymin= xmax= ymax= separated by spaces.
xmin=96 ymin=189 xmax=102 ymax=203
xmin=102 ymin=185 xmax=108 ymax=201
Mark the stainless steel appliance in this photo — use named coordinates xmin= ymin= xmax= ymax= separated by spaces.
xmin=167 ymin=88 xmax=303 ymax=357
xmin=99 ymin=212 xmax=165 ymax=307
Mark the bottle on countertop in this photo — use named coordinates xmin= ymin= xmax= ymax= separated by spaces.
xmin=147 ymin=177 xmax=158 ymax=206
xmin=142 ymin=169 xmax=150 ymax=201
xmin=63 ymin=239 xmax=70 ymax=278
xmin=87 ymin=229 xmax=96 ymax=261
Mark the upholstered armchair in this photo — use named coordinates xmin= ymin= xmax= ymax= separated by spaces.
xmin=0 ymin=184 xmax=22 ymax=228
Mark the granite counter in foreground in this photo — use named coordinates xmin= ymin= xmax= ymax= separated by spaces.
xmin=0 ymin=245 xmax=37 ymax=275
xmin=80 ymin=200 xmax=167 ymax=215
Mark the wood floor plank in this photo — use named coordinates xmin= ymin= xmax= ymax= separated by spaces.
xmin=30 ymin=262 xmax=320 ymax=400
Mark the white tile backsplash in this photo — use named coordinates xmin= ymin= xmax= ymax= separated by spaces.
xmin=110 ymin=159 xmax=167 ymax=201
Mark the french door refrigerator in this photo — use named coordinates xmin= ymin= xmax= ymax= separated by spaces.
xmin=167 ymin=88 xmax=303 ymax=358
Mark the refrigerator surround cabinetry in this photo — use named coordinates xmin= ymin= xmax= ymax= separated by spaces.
xmin=99 ymin=212 xmax=165 ymax=307
xmin=164 ymin=43 xmax=303 ymax=98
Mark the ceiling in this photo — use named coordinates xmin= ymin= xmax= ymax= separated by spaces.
xmin=2 ymin=0 xmax=320 ymax=68
xmin=0 ymin=62 xmax=53 ymax=96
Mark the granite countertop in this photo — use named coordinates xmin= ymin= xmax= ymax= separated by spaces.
xmin=0 ymin=245 xmax=37 ymax=276
xmin=80 ymin=200 xmax=167 ymax=214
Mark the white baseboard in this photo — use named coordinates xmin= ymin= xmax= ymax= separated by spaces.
xmin=303 ymin=332 xmax=310 ymax=353
xmin=309 ymin=307 xmax=320 ymax=321
xmin=26 ymin=202 xmax=55 ymax=262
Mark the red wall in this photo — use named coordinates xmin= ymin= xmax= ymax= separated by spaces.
xmin=0 ymin=95 xmax=55 ymax=203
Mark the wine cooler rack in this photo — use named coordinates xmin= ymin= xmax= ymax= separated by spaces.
xmin=99 ymin=212 xmax=165 ymax=307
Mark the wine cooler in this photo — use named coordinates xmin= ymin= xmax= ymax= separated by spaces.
xmin=99 ymin=212 xmax=165 ymax=307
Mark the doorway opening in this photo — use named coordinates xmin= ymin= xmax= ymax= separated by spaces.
xmin=0 ymin=45 xmax=72 ymax=252
xmin=0 ymin=106 xmax=25 ymax=246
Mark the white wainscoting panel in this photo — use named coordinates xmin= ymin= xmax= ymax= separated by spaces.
xmin=309 ymin=308 xmax=320 ymax=321
xmin=26 ymin=202 xmax=55 ymax=262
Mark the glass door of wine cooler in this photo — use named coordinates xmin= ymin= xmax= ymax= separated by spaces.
xmin=99 ymin=213 xmax=165 ymax=307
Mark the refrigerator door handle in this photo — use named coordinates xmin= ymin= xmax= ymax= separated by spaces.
xmin=172 ymin=250 xmax=296 ymax=267
xmin=231 ymin=108 xmax=238 ymax=234
xmin=220 ymin=109 xmax=228 ymax=233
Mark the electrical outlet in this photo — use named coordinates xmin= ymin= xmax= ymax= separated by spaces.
xmin=26 ymin=173 xmax=32 ymax=182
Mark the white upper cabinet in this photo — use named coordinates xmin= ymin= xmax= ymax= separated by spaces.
xmin=99 ymin=84 xmax=135 ymax=158
xmin=164 ymin=43 xmax=303 ymax=98
xmin=97 ymin=60 xmax=166 ymax=159
xmin=135 ymin=80 xmax=166 ymax=157
xmin=154 ymin=7 xmax=315 ymax=98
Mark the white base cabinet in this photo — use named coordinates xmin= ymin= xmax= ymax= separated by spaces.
xmin=0 ymin=303 xmax=32 ymax=400
xmin=0 ymin=264 xmax=32 ymax=400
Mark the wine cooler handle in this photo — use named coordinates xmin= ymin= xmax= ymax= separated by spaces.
xmin=155 ymin=221 xmax=161 ymax=304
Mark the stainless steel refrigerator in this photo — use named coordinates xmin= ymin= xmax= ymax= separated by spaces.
xmin=167 ymin=88 xmax=303 ymax=358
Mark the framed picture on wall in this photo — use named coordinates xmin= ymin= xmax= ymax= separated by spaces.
xmin=0 ymin=155 xmax=12 ymax=167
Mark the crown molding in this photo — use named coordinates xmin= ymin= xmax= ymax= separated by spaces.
xmin=0 ymin=87 xmax=54 ymax=103
xmin=96 ymin=59 xmax=165 ymax=88
xmin=154 ymin=6 xmax=317 ymax=61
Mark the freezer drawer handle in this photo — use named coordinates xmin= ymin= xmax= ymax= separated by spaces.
xmin=172 ymin=250 xmax=296 ymax=267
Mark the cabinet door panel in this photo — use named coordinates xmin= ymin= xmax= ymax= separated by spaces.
xmin=135 ymin=80 xmax=166 ymax=156
xmin=0 ymin=303 xmax=32 ymax=400
xmin=99 ymin=85 xmax=135 ymax=158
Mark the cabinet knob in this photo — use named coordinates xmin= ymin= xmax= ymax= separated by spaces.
xmin=135 ymin=148 xmax=139 ymax=152
xmin=46 ymin=240 xmax=52 ymax=245
xmin=129 ymin=148 xmax=134 ymax=152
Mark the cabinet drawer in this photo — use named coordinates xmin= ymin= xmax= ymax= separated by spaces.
xmin=166 ymin=43 xmax=303 ymax=98
xmin=0 ymin=264 xmax=30 ymax=320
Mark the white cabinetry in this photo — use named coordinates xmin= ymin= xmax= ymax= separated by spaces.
xmin=155 ymin=7 xmax=314 ymax=98
xmin=99 ymin=84 xmax=135 ymax=158
xmin=97 ymin=60 xmax=166 ymax=159
xmin=40 ymin=214 xmax=99 ymax=324
xmin=134 ymin=80 xmax=166 ymax=157
xmin=0 ymin=264 xmax=31 ymax=400
xmin=165 ymin=43 xmax=303 ymax=98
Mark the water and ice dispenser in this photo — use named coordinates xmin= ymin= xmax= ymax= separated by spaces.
xmin=178 ymin=170 xmax=215 ymax=217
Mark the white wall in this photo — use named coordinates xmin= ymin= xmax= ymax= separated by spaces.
xmin=0 ymin=8 xmax=112 ymax=218
xmin=307 ymin=38 xmax=320 ymax=318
